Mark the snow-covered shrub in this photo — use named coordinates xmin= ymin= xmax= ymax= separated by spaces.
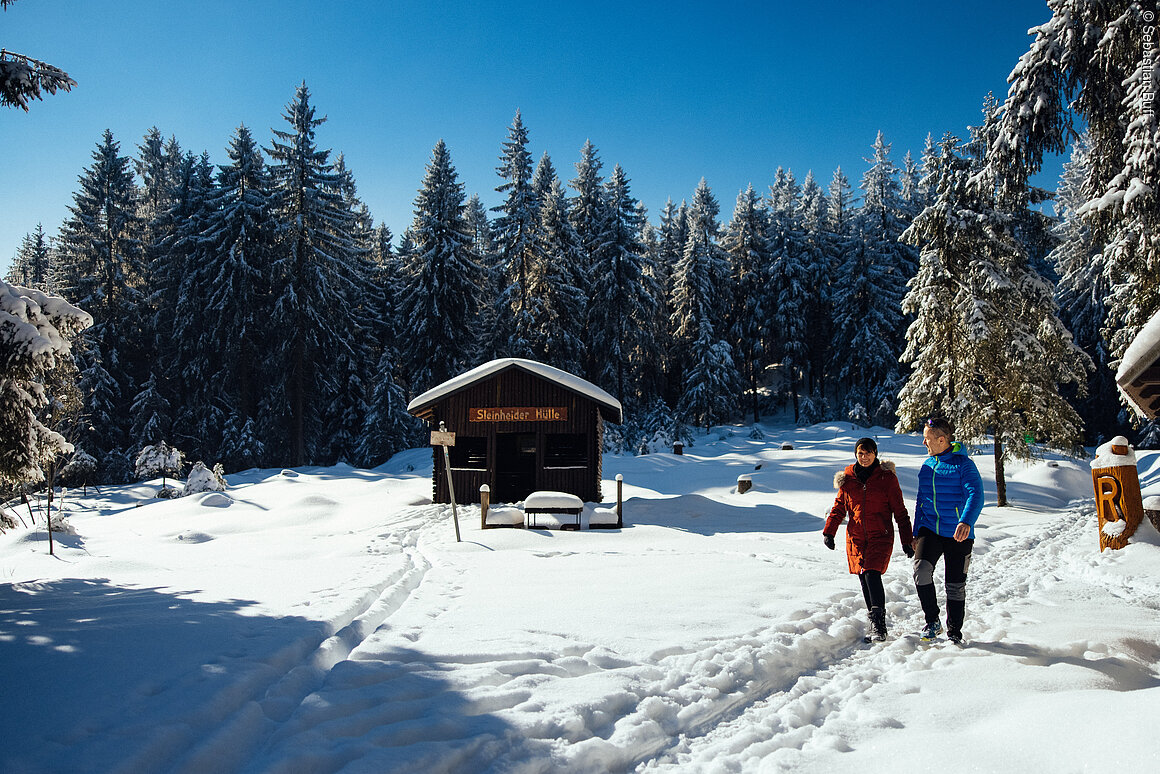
xmin=48 ymin=509 xmax=76 ymax=535
xmin=748 ymin=425 xmax=765 ymax=441
xmin=183 ymin=461 xmax=226 ymax=496
xmin=846 ymin=402 xmax=870 ymax=427
xmin=135 ymin=442 xmax=183 ymax=482
xmin=58 ymin=448 xmax=97 ymax=488
xmin=602 ymin=421 xmax=634 ymax=455
xmin=798 ymin=394 xmax=829 ymax=425
xmin=631 ymin=400 xmax=695 ymax=456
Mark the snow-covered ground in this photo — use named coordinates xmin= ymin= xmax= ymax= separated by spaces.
xmin=3 ymin=424 xmax=1159 ymax=774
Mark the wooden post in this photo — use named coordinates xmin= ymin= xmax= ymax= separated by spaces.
xmin=1091 ymin=436 xmax=1144 ymax=551
xmin=431 ymin=423 xmax=461 ymax=543
xmin=616 ymin=473 xmax=623 ymax=528
xmin=737 ymin=474 xmax=752 ymax=494
xmin=480 ymin=484 xmax=490 ymax=530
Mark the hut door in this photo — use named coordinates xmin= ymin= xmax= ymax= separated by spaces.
xmin=496 ymin=432 xmax=537 ymax=502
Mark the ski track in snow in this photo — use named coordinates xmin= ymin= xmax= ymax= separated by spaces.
xmin=111 ymin=505 xmax=444 ymax=774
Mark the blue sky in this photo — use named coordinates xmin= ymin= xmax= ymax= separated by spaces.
xmin=1 ymin=0 xmax=1061 ymax=274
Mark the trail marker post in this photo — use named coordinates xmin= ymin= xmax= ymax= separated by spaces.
xmin=431 ymin=422 xmax=461 ymax=542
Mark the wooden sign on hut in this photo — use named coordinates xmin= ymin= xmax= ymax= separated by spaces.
xmin=407 ymin=359 xmax=623 ymax=504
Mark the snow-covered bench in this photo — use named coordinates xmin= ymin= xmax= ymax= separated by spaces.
xmin=524 ymin=491 xmax=583 ymax=531
xmin=483 ymin=505 xmax=525 ymax=528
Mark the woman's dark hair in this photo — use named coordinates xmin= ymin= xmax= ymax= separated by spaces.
xmin=855 ymin=437 xmax=878 ymax=455
xmin=925 ymin=417 xmax=954 ymax=438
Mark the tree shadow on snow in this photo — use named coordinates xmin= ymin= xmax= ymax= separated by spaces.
xmin=968 ymin=639 xmax=1160 ymax=691
xmin=623 ymin=494 xmax=823 ymax=536
xmin=0 ymin=578 xmax=518 ymax=774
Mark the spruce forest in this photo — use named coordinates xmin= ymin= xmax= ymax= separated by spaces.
xmin=3 ymin=0 xmax=1158 ymax=493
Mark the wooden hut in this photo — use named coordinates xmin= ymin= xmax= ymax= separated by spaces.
xmin=407 ymin=359 xmax=623 ymax=504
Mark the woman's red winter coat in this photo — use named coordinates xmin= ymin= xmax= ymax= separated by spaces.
xmin=823 ymin=460 xmax=913 ymax=575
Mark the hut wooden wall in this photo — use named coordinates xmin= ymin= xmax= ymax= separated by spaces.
xmin=427 ymin=368 xmax=606 ymax=504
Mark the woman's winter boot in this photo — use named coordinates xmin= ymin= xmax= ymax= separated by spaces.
xmin=864 ymin=606 xmax=887 ymax=642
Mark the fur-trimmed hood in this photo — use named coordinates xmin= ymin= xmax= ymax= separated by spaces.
xmin=834 ymin=459 xmax=896 ymax=489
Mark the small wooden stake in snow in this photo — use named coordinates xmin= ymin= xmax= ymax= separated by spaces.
xmin=432 ymin=422 xmax=461 ymax=542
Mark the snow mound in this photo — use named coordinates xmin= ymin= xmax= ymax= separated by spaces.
xmin=590 ymin=507 xmax=620 ymax=526
xmin=176 ymin=530 xmax=215 ymax=543
xmin=1007 ymin=460 xmax=1092 ymax=506
xmin=197 ymin=493 xmax=232 ymax=508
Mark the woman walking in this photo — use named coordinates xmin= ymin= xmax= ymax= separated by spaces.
xmin=912 ymin=417 xmax=984 ymax=644
xmin=823 ymin=437 xmax=914 ymax=642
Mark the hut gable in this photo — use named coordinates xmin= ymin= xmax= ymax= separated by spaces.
xmin=407 ymin=358 xmax=622 ymax=423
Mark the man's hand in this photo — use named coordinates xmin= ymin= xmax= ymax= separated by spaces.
xmin=823 ymin=534 xmax=835 ymax=550
xmin=953 ymin=522 xmax=971 ymax=542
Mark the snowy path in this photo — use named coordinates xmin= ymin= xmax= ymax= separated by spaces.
xmin=640 ymin=504 xmax=1160 ymax=772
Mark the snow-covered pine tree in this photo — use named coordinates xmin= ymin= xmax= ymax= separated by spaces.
xmin=266 ymin=83 xmax=370 ymax=466
xmin=655 ymin=198 xmax=688 ymax=404
xmin=136 ymin=127 xmax=181 ymax=237
xmin=723 ymin=184 xmax=772 ymax=423
xmin=1052 ymin=132 xmax=1125 ymax=443
xmin=218 ymin=412 xmax=264 ymax=473
xmin=901 ymin=114 xmax=1090 ymax=506
xmin=671 ymin=179 xmax=739 ymax=426
xmin=319 ymin=153 xmax=381 ymax=465
xmin=196 ymin=125 xmax=280 ymax=463
xmin=531 ymin=151 xmax=558 ymax=203
xmin=767 ymin=168 xmax=811 ymax=420
xmin=589 ymin=164 xmax=660 ymax=405
xmin=899 ymin=150 xmax=924 ymax=219
xmin=356 ymin=346 xmax=416 ymax=468
xmin=334 ymin=153 xmax=377 ymax=256
xmin=526 ymin=176 xmax=586 ymax=373
xmin=55 ymin=130 xmax=147 ymax=478
xmin=852 ymin=132 xmax=913 ymax=422
xmin=677 ymin=321 xmax=743 ymax=431
xmin=671 ymin=181 xmax=730 ymax=384
xmin=798 ymin=171 xmax=832 ymax=399
xmin=568 ymin=140 xmax=611 ymax=379
xmin=492 ymin=110 xmax=539 ymax=359
xmin=464 ymin=194 xmax=502 ymax=363
xmin=129 ymin=370 xmax=170 ymax=448
xmin=7 ymin=224 xmax=54 ymax=289
xmin=829 ymin=232 xmax=904 ymax=421
xmin=400 ymin=139 xmax=482 ymax=394
xmin=0 ymin=279 xmax=92 ymax=486
xmin=984 ymin=0 xmax=1159 ymax=414
xmin=163 ymin=151 xmax=219 ymax=461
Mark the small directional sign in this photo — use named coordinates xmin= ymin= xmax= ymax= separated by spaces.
xmin=430 ymin=430 xmax=456 ymax=446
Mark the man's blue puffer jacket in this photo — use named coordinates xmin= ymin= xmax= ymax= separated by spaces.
xmin=913 ymin=442 xmax=984 ymax=539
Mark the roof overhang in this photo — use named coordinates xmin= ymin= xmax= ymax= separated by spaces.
xmin=1117 ymin=310 xmax=1160 ymax=420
